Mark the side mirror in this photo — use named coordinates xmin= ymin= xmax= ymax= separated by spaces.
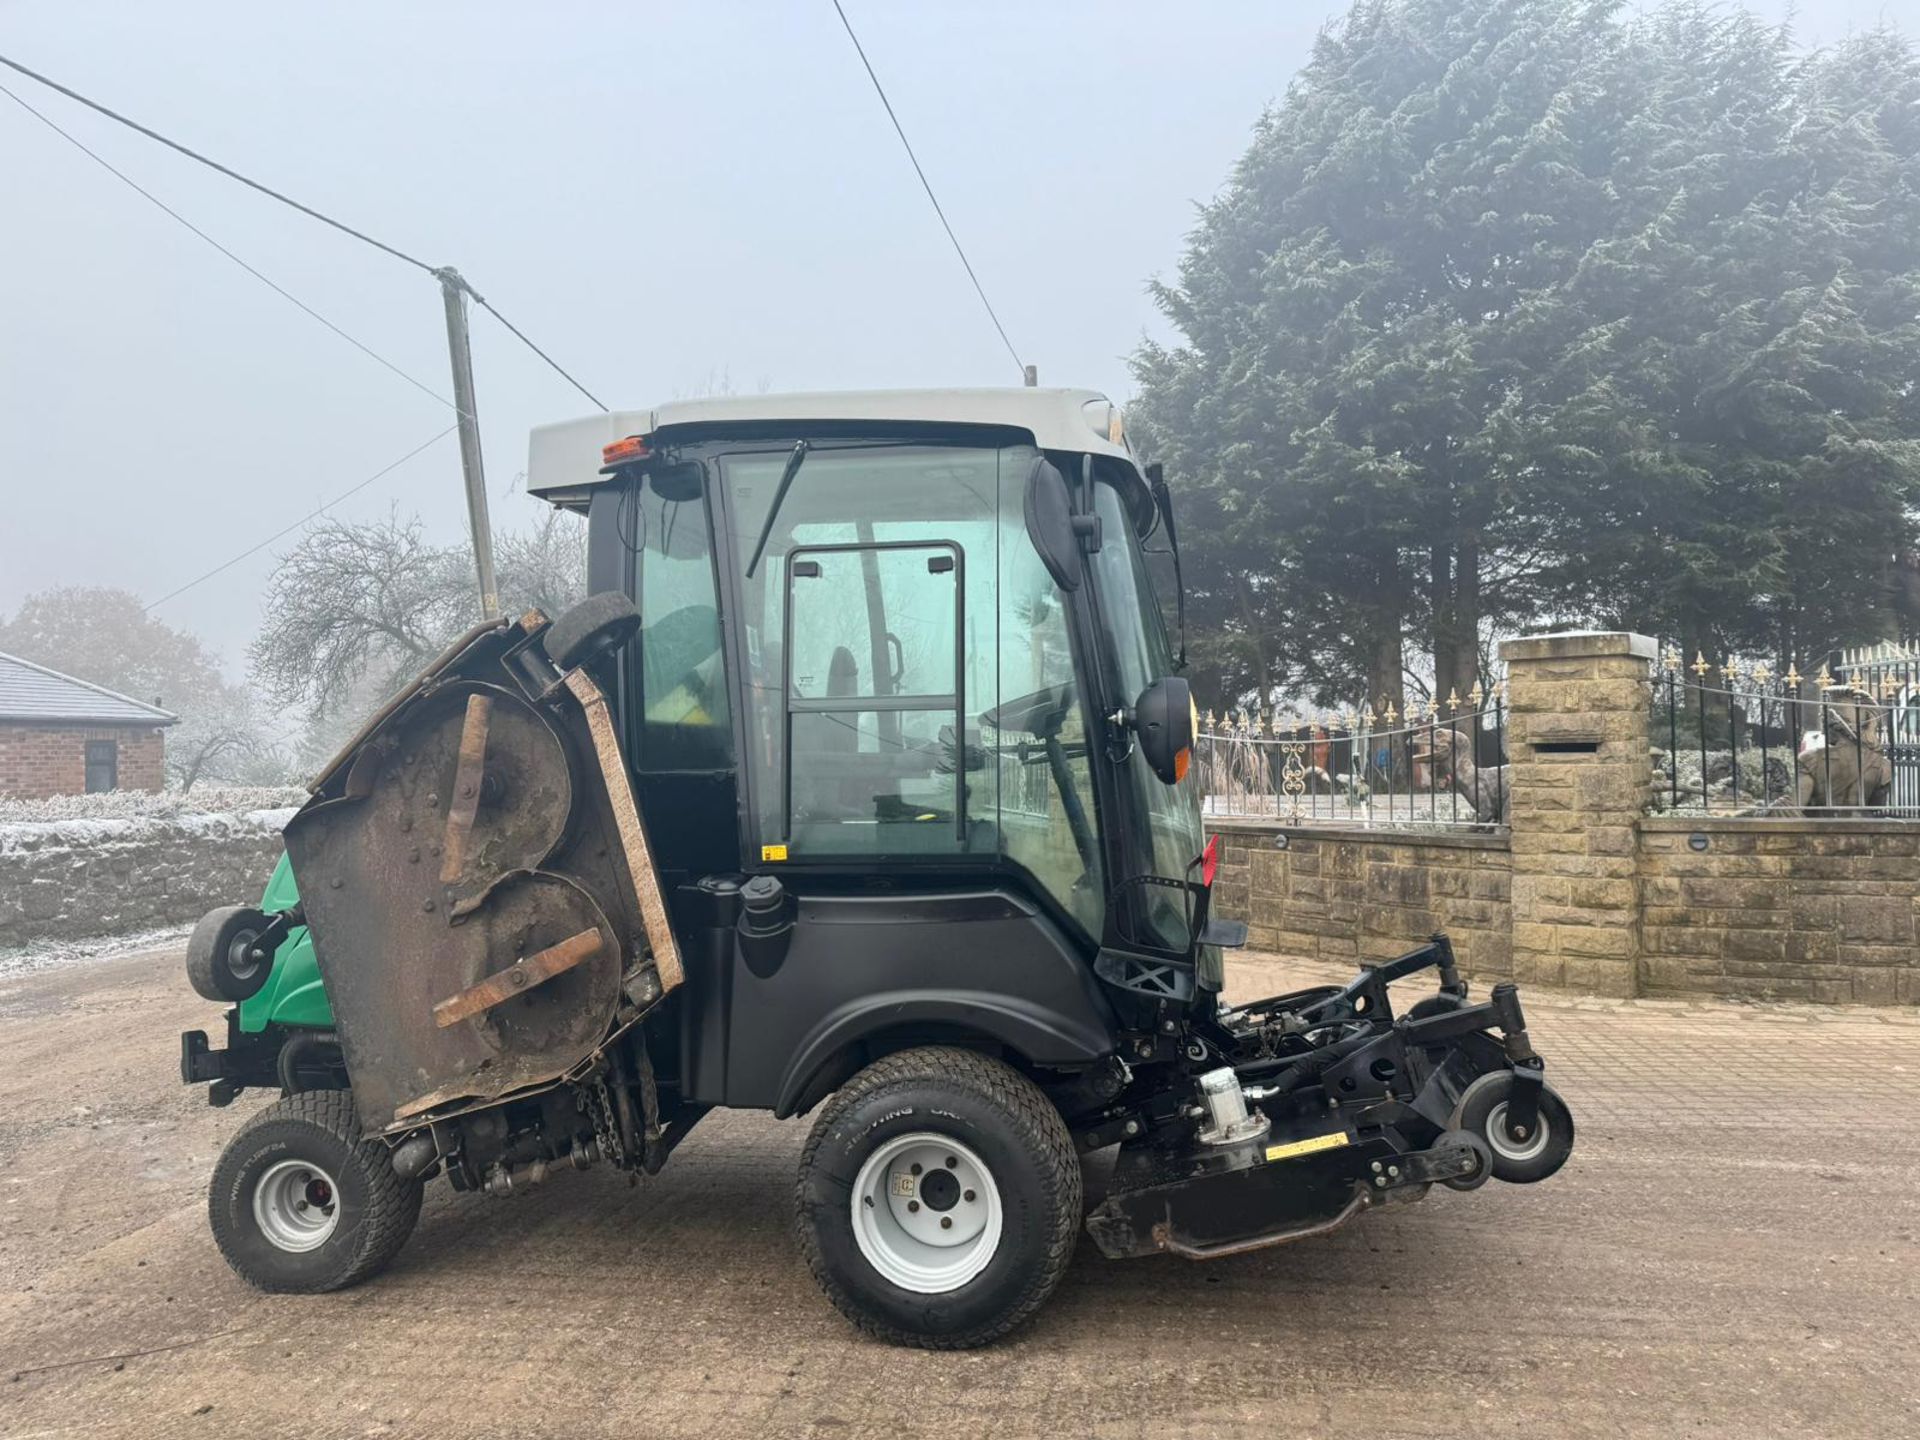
xmin=1133 ymin=676 xmax=1195 ymax=785
xmin=1022 ymin=457 xmax=1081 ymax=592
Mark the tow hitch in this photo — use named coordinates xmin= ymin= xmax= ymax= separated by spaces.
xmin=1085 ymin=935 xmax=1572 ymax=1261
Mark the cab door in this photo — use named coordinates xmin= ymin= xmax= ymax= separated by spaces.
xmin=780 ymin=540 xmax=969 ymax=857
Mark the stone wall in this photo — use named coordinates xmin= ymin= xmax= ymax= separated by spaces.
xmin=1639 ymin=819 xmax=1918 ymax=1004
xmin=1211 ymin=821 xmax=1512 ymax=979
xmin=0 ymin=809 xmax=291 ymax=950
xmin=1205 ymin=630 xmax=1918 ymax=1005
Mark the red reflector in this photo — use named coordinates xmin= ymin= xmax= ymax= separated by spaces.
xmin=1201 ymin=834 xmax=1220 ymax=887
xmin=601 ymin=435 xmax=651 ymax=468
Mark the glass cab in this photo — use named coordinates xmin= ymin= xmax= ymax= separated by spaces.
xmin=584 ymin=426 xmax=1202 ymax=952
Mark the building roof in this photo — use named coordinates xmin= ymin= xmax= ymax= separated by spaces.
xmin=0 ymin=652 xmax=178 ymax=726
xmin=526 ymin=387 xmax=1141 ymax=508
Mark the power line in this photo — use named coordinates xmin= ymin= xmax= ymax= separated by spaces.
xmin=1 ymin=81 xmax=460 ymax=414
xmin=142 ymin=426 xmax=460 ymax=614
xmin=0 ymin=52 xmax=434 ymax=274
xmin=0 ymin=51 xmax=608 ymax=412
xmin=465 ymin=284 xmax=607 ymax=412
xmin=828 ymin=0 xmax=1026 ymax=380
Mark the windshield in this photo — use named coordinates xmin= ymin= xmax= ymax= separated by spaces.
xmin=1088 ymin=478 xmax=1206 ymax=946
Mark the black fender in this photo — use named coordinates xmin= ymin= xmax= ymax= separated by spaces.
xmin=773 ymin=988 xmax=1115 ymax=1118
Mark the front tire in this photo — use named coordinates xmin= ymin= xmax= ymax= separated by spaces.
xmin=795 ymin=1047 xmax=1081 ymax=1349
xmin=209 ymin=1090 xmax=422 ymax=1293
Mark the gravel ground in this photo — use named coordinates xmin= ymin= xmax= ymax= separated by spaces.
xmin=1 ymin=943 xmax=1916 ymax=1439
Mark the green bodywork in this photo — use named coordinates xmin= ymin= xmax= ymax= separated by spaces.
xmin=236 ymin=853 xmax=334 ymax=1033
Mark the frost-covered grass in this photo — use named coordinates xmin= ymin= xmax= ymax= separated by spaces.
xmin=0 ymin=785 xmax=308 ymax=825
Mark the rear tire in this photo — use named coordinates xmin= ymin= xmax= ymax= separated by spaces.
xmin=209 ymin=1090 xmax=422 ymax=1292
xmin=795 ymin=1047 xmax=1081 ymax=1349
xmin=186 ymin=905 xmax=272 ymax=1002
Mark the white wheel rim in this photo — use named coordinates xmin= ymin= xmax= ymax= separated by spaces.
xmin=851 ymin=1132 xmax=1003 ymax=1294
xmin=1485 ymin=1101 xmax=1551 ymax=1163
xmin=253 ymin=1159 xmax=340 ymax=1252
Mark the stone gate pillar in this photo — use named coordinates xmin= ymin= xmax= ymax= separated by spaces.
xmin=1498 ymin=631 xmax=1657 ymax=998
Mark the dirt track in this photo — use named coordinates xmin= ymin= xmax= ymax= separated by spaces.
xmin=2 ymin=942 xmax=1916 ymax=1439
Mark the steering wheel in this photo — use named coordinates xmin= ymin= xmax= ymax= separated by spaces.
xmin=982 ymin=682 xmax=1077 ymax=739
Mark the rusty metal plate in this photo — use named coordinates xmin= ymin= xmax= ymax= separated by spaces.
xmin=284 ymin=616 xmax=668 ymax=1134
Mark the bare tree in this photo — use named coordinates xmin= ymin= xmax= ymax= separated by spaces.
xmin=251 ymin=510 xmax=589 ymax=733
xmin=496 ymin=510 xmax=588 ymax=620
xmin=249 ymin=513 xmax=474 ymax=719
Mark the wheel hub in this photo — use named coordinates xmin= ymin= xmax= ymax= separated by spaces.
xmin=226 ymin=930 xmax=261 ymax=984
xmin=253 ymin=1158 xmax=341 ymax=1252
xmin=1485 ymin=1101 xmax=1551 ymax=1162
xmin=851 ymin=1133 xmax=1002 ymax=1294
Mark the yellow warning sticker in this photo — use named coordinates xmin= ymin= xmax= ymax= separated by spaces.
xmin=1264 ymin=1131 xmax=1350 ymax=1163
xmin=761 ymin=844 xmax=789 ymax=862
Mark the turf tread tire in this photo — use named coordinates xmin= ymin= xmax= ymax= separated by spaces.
xmin=795 ymin=1046 xmax=1081 ymax=1350
xmin=209 ymin=1089 xmax=422 ymax=1293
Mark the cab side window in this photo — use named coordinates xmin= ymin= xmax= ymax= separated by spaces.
xmin=623 ymin=472 xmax=733 ymax=772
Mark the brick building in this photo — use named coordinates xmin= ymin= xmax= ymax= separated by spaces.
xmin=0 ymin=652 xmax=176 ymax=799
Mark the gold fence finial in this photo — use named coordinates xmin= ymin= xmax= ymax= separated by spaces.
xmin=1691 ymin=651 xmax=1711 ymax=679
xmin=1784 ymin=663 xmax=1801 ymax=691
xmin=1663 ymin=644 xmax=1681 ymax=672
xmin=1445 ymin=687 xmax=1461 ymax=715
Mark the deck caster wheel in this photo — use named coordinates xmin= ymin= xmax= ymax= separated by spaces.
xmin=209 ymin=1090 xmax=422 ymax=1293
xmin=543 ymin=592 xmax=640 ymax=673
xmin=795 ymin=1047 xmax=1080 ymax=1349
xmin=1441 ymin=1132 xmax=1494 ymax=1191
xmin=1455 ymin=1073 xmax=1573 ymax=1184
xmin=186 ymin=905 xmax=273 ymax=1002
xmin=1406 ymin=993 xmax=1467 ymax=1021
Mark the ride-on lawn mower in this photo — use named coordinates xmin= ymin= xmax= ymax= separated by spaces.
xmin=180 ymin=390 xmax=1572 ymax=1347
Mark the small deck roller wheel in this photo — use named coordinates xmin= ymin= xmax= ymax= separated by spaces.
xmin=186 ymin=905 xmax=273 ymax=1002
xmin=209 ymin=1090 xmax=422 ymax=1293
xmin=543 ymin=592 xmax=640 ymax=672
xmin=1456 ymin=1072 xmax=1574 ymax=1184
xmin=795 ymin=1047 xmax=1081 ymax=1349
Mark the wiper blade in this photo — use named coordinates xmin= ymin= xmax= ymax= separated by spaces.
xmin=744 ymin=439 xmax=810 ymax=579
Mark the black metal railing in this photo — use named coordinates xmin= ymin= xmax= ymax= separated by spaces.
xmin=1198 ymin=685 xmax=1509 ymax=830
xmin=1651 ymin=645 xmax=1920 ymax=816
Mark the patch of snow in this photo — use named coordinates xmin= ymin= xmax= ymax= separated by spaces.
xmin=0 ymin=807 xmax=296 ymax=856
xmin=0 ymin=785 xmax=308 ymax=825
xmin=0 ymin=922 xmax=194 ymax=982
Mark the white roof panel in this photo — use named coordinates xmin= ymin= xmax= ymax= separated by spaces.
xmin=527 ymin=387 xmax=1138 ymax=506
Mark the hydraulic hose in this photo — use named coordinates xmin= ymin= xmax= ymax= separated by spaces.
xmin=277 ymin=1030 xmax=340 ymax=1095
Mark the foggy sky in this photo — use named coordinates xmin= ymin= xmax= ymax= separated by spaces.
xmin=1 ymin=1 xmax=1908 ymax=673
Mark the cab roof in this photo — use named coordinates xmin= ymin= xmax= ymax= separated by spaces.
xmin=526 ymin=387 xmax=1139 ymax=510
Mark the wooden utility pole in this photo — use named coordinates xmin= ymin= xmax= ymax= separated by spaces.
xmin=435 ymin=266 xmax=500 ymax=619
